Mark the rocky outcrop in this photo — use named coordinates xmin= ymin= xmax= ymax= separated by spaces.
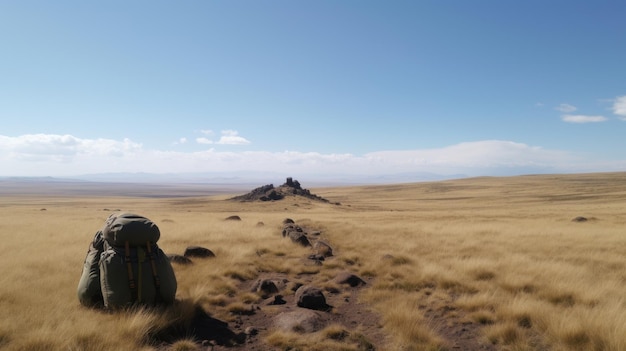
xmin=230 ymin=177 xmax=331 ymax=203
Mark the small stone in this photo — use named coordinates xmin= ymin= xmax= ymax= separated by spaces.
xmin=334 ymin=272 xmax=366 ymax=287
xmin=184 ymin=246 xmax=215 ymax=258
xmin=308 ymin=254 xmax=325 ymax=261
xmin=168 ymin=254 xmax=193 ymax=265
xmin=245 ymin=326 xmax=258 ymax=335
xmin=269 ymin=295 xmax=286 ymax=305
xmin=251 ymin=279 xmax=279 ymax=298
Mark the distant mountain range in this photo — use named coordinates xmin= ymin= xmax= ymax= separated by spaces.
xmin=0 ymin=171 xmax=467 ymax=187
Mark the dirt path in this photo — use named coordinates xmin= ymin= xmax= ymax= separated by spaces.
xmin=171 ymin=220 xmax=498 ymax=351
xmin=419 ymin=295 xmax=497 ymax=350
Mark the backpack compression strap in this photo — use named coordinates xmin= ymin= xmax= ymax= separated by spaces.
xmin=146 ymin=241 xmax=162 ymax=304
xmin=124 ymin=241 xmax=138 ymax=303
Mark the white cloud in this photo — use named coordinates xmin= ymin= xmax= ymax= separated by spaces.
xmin=196 ymin=137 xmax=213 ymax=145
xmin=2 ymin=134 xmax=623 ymax=178
xmin=194 ymin=130 xmax=250 ymax=145
xmin=612 ymin=95 xmax=626 ymax=120
xmin=216 ymin=130 xmax=251 ymax=145
xmin=0 ymin=134 xmax=142 ymax=161
xmin=561 ymin=115 xmax=608 ymax=123
xmin=173 ymin=137 xmax=187 ymax=145
xmin=200 ymin=129 xmax=214 ymax=135
xmin=363 ymin=141 xmax=573 ymax=171
xmin=555 ymin=103 xmax=577 ymax=113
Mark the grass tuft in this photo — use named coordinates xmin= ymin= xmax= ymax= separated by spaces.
xmin=226 ymin=302 xmax=254 ymax=315
xmin=470 ymin=311 xmax=496 ymax=325
xmin=486 ymin=322 xmax=521 ymax=345
xmin=168 ymin=339 xmax=200 ymax=351
xmin=322 ymin=324 xmax=350 ymax=341
xmin=390 ymin=255 xmax=412 ymax=266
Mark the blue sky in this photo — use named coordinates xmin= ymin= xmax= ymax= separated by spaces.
xmin=1 ymin=1 xmax=625 ymax=180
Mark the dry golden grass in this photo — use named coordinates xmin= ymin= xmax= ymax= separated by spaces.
xmin=0 ymin=172 xmax=625 ymax=350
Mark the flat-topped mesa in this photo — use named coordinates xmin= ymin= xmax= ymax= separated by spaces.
xmin=230 ymin=177 xmax=330 ymax=203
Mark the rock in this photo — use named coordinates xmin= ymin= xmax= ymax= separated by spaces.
xmin=308 ymin=254 xmax=325 ymax=262
xmin=314 ymin=241 xmax=333 ymax=257
xmin=288 ymin=231 xmax=311 ymax=247
xmin=256 ymin=221 xmax=265 ymax=227
xmin=282 ymin=224 xmax=303 ymax=237
xmin=295 ymin=286 xmax=329 ymax=311
xmin=201 ymin=340 xmax=214 ymax=347
xmin=184 ymin=246 xmax=215 ymax=258
xmin=290 ymin=282 xmax=304 ymax=292
xmin=168 ymin=254 xmax=193 ymax=265
xmin=251 ymin=279 xmax=279 ymax=298
xmin=274 ymin=310 xmax=326 ymax=333
xmin=282 ymin=225 xmax=295 ymax=237
xmin=334 ymin=272 xmax=366 ymax=287
xmin=265 ymin=294 xmax=286 ymax=305
xmin=283 ymin=218 xmax=295 ymax=224
xmin=572 ymin=216 xmax=588 ymax=222
xmin=260 ymin=190 xmax=284 ymax=201
xmin=244 ymin=327 xmax=258 ymax=336
xmin=225 ymin=215 xmax=241 ymax=221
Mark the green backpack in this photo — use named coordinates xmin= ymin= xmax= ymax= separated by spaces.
xmin=77 ymin=213 xmax=177 ymax=309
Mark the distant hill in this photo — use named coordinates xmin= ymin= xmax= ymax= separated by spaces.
xmin=2 ymin=171 xmax=467 ymax=186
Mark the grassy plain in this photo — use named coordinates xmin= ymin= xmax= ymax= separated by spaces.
xmin=0 ymin=173 xmax=624 ymax=350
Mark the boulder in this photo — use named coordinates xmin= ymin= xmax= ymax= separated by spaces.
xmin=295 ymin=285 xmax=329 ymax=311
xmin=184 ymin=246 xmax=215 ymax=258
xmin=274 ymin=309 xmax=326 ymax=333
xmin=225 ymin=215 xmax=241 ymax=221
